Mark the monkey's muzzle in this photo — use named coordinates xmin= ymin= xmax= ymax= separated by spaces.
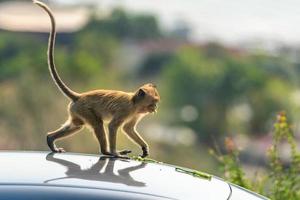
xmin=148 ymin=103 xmax=158 ymax=113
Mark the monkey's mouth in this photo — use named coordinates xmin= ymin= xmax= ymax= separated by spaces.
xmin=147 ymin=103 xmax=158 ymax=113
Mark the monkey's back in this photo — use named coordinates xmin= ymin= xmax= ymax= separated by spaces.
xmin=70 ymin=90 xmax=135 ymax=121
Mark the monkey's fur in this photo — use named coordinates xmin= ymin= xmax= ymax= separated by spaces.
xmin=34 ymin=1 xmax=160 ymax=158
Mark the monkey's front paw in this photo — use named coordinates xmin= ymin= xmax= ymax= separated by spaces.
xmin=119 ymin=149 xmax=132 ymax=155
xmin=140 ymin=147 xmax=149 ymax=158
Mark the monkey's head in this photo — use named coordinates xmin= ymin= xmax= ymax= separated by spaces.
xmin=133 ymin=83 xmax=160 ymax=113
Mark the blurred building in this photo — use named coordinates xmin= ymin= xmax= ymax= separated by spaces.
xmin=0 ymin=0 xmax=90 ymax=33
xmin=117 ymin=38 xmax=191 ymax=72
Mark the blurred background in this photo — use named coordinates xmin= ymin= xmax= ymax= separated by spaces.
xmin=0 ymin=0 xmax=300 ymax=176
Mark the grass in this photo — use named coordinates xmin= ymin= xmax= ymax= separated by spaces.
xmin=210 ymin=112 xmax=300 ymax=200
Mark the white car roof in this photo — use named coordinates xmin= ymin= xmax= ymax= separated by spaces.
xmin=0 ymin=151 xmax=234 ymax=200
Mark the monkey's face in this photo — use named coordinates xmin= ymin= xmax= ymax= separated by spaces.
xmin=134 ymin=83 xmax=160 ymax=113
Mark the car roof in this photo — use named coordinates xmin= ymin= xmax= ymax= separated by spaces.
xmin=0 ymin=151 xmax=231 ymax=200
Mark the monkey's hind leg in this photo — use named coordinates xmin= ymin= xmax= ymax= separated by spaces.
xmin=82 ymin=109 xmax=110 ymax=156
xmin=47 ymin=120 xmax=83 ymax=153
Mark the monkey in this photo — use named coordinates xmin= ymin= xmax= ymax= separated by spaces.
xmin=33 ymin=0 xmax=160 ymax=158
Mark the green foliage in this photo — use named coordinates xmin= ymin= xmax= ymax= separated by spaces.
xmin=0 ymin=33 xmax=46 ymax=80
xmin=161 ymin=45 xmax=294 ymax=140
xmin=85 ymin=8 xmax=161 ymax=40
xmin=0 ymin=7 xmax=161 ymax=82
xmin=267 ymin=112 xmax=300 ymax=199
xmin=209 ymin=137 xmax=250 ymax=188
xmin=139 ymin=53 xmax=173 ymax=77
xmin=210 ymin=113 xmax=300 ymax=199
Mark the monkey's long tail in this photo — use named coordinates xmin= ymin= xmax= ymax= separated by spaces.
xmin=33 ymin=0 xmax=80 ymax=102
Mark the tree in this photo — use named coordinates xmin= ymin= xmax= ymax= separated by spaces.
xmin=85 ymin=8 xmax=161 ymax=40
xmin=161 ymin=45 xmax=293 ymax=141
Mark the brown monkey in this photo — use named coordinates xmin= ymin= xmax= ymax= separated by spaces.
xmin=33 ymin=0 xmax=160 ymax=158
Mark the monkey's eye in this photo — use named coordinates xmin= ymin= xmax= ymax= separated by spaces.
xmin=137 ymin=89 xmax=146 ymax=97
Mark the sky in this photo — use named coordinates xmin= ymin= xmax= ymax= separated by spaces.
xmin=55 ymin=0 xmax=300 ymax=47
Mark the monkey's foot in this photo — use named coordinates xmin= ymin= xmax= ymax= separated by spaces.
xmin=55 ymin=147 xmax=66 ymax=153
xmin=50 ymin=146 xmax=65 ymax=153
xmin=119 ymin=150 xmax=132 ymax=155
xmin=115 ymin=155 xmax=130 ymax=159
xmin=106 ymin=152 xmax=130 ymax=159
xmin=49 ymin=146 xmax=65 ymax=153
xmin=140 ymin=147 xmax=149 ymax=158
xmin=47 ymin=135 xmax=65 ymax=153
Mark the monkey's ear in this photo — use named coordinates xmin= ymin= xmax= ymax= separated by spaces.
xmin=147 ymin=83 xmax=157 ymax=88
xmin=133 ymin=89 xmax=146 ymax=103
